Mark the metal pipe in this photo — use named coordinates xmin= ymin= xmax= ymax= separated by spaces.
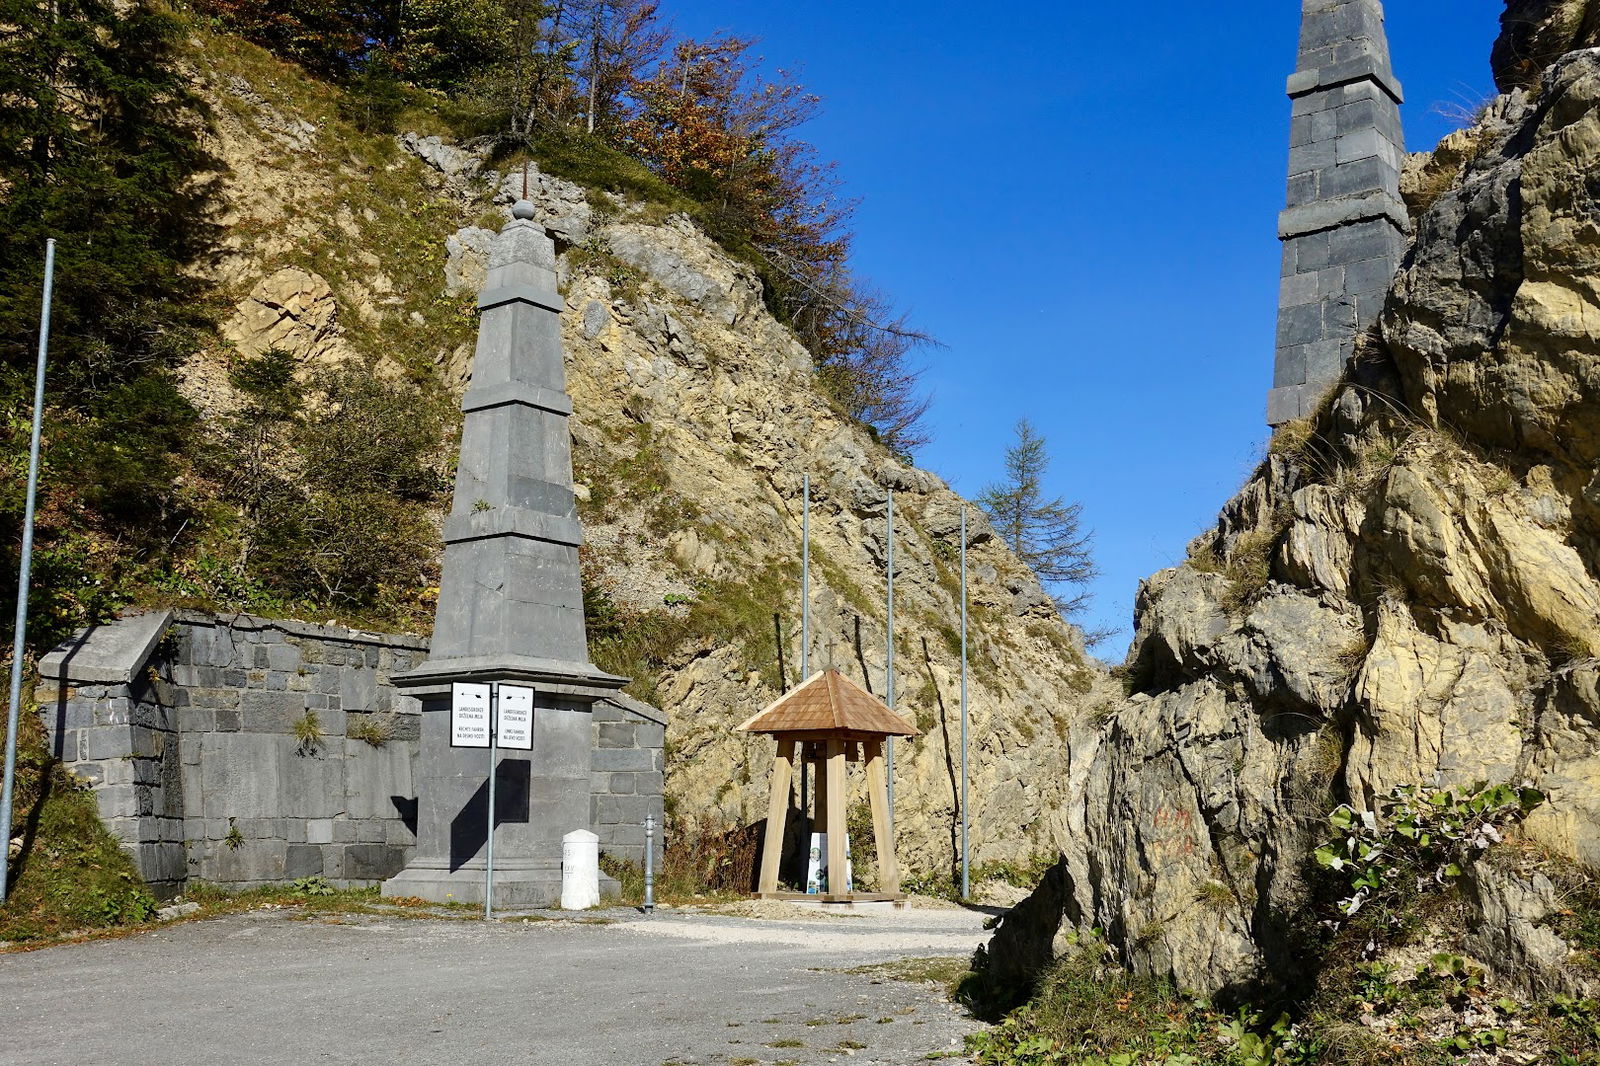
xmin=644 ymin=813 xmax=655 ymax=913
xmin=799 ymin=474 xmax=809 ymax=830
xmin=801 ymin=474 xmax=810 ymax=678
xmin=485 ymin=681 xmax=498 ymax=920
xmin=960 ymin=506 xmax=970 ymax=900
xmin=1 ymin=239 xmax=55 ymax=903
xmin=886 ymin=489 xmax=895 ymax=827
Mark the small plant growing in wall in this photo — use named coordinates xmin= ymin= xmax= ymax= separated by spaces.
xmin=224 ymin=818 xmax=244 ymax=851
xmin=347 ymin=713 xmax=393 ymax=748
xmin=293 ymin=711 xmax=325 ymax=756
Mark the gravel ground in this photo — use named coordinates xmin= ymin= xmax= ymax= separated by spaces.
xmin=0 ymin=902 xmax=992 ymax=1066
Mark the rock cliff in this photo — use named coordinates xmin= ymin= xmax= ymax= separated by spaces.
xmin=988 ymin=0 xmax=1600 ymax=999
xmin=177 ymin=32 xmax=1114 ymax=880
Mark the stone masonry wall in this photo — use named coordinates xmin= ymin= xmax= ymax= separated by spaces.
xmin=1268 ymin=0 xmax=1409 ymax=425
xmin=590 ymin=695 xmax=666 ymax=867
xmin=38 ymin=609 xmax=668 ymax=897
xmin=40 ymin=610 xmax=427 ymax=896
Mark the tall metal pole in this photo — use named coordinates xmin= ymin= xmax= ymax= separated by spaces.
xmin=960 ymin=506 xmax=970 ymax=900
xmin=1 ymin=239 xmax=55 ymax=903
xmin=799 ymin=474 xmax=810 ymax=833
xmin=886 ymin=489 xmax=895 ymax=826
xmin=484 ymin=681 xmax=498 ymax=920
xmin=801 ymin=474 xmax=810 ymax=678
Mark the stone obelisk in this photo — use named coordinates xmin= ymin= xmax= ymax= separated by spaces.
xmin=384 ymin=200 xmax=625 ymax=907
xmin=1267 ymin=0 xmax=1407 ymax=426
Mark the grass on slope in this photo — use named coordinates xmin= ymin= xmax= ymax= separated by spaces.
xmin=0 ymin=693 xmax=157 ymax=943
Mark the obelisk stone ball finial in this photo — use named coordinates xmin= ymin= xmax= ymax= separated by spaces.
xmin=512 ymin=199 xmax=536 ymax=221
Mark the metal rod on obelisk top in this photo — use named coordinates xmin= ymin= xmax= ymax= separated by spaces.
xmin=886 ymin=489 xmax=895 ymax=826
xmin=960 ymin=505 xmax=970 ymax=900
xmin=1 ymin=239 xmax=55 ymax=903
xmin=799 ymin=474 xmax=810 ymax=829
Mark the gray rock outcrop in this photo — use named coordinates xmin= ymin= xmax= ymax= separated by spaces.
xmin=989 ymin=5 xmax=1600 ymax=1000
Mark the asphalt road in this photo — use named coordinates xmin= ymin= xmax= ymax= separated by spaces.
xmin=0 ymin=904 xmax=990 ymax=1066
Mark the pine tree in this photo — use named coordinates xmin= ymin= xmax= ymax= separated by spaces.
xmin=978 ymin=419 xmax=1098 ymax=617
xmin=0 ymin=0 xmax=219 ymax=645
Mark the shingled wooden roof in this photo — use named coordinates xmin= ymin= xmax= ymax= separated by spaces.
xmin=737 ymin=670 xmax=920 ymax=737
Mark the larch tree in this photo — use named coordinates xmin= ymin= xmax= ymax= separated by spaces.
xmin=978 ymin=419 xmax=1098 ymax=619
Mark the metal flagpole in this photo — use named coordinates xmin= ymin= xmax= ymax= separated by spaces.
xmin=2 ymin=239 xmax=56 ymax=902
xmin=799 ymin=474 xmax=810 ymax=830
xmin=960 ymin=506 xmax=970 ymax=900
xmin=801 ymin=474 xmax=810 ymax=678
xmin=485 ymin=681 xmax=498 ymax=920
xmin=886 ymin=489 xmax=895 ymax=826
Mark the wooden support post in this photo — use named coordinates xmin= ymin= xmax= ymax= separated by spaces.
xmin=865 ymin=738 xmax=900 ymax=895
xmin=759 ymin=739 xmax=796 ymax=894
xmin=825 ymin=739 xmax=848 ymax=897
xmin=811 ymin=744 xmax=827 ymax=833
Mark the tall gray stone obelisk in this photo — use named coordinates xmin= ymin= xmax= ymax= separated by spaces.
xmin=384 ymin=200 xmax=626 ymax=907
xmin=1267 ymin=0 xmax=1407 ymax=426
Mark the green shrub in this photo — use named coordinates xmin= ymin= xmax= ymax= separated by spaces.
xmin=289 ymin=875 xmax=335 ymax=897
xmin=585 ymin=562 xmax=794 ymax=704
xmin=1314 ymin=782 xmax=1543 ymax=925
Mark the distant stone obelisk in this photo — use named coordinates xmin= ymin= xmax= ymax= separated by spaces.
xmin=1267 ymin=0 xmax=1407 ymax=426
xmin=383 ymin=200 xmax=626 ymax=907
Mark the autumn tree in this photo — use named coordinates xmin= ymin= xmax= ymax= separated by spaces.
xmin=978 ymin=419 xmax=1098 ymax=617
xmin=391 ymin=0 xmax=509 ymax=91
xmin=573 ymin=0 xmax=669 ymax=135
xmin=622 ymin=35 xmax=931 ymax=453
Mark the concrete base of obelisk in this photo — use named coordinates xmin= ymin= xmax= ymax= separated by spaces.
xmin=382 ymin=692 xmax=618 ymax=908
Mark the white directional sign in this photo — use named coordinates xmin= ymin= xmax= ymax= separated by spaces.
xmin=498 ymin=685 xmax=534 ymax=750
xmin=450 ymin=682 xmax=492 ymax=747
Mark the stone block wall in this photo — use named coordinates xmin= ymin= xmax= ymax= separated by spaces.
xmin=589 ymin=695 xmax=667 ymax=867
xmin=40 ymin=610 xmax=428 ymax=896
xmin=172 ymin=614 xmax=426 ymax=889
xmin=38 ymin=609 xmax=668 ymax=898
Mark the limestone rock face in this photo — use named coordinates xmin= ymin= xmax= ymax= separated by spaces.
xmin=990 ymin=35 xmax=1600 ymax=996
xmin=551 ymin=212 xmax=1112 ymax=876
xmin=400 ymin=132 xmax=485 ymax=183
xmin=444 ymin=227 xmax=495 ymax=297
xmin=176 ymin=53 xmax=1111 ymax=881
xmin=1493 ymin=0 xmax=1600 ymax=91
xmin=493 ymin=167 xmax=592 ymax=244
xmin=222 ymin=267 xmax=348 ymax=365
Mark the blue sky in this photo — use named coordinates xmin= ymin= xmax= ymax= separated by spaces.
xmin=668 ymin=0 xmax=1507 ymax=655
